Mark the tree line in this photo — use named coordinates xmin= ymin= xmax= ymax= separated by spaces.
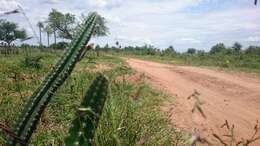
xmin=96 ymin=42 xmax=260 ymax=56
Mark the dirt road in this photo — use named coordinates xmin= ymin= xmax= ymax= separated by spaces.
xmin=127 ymin=58 xmax=260 ymax=145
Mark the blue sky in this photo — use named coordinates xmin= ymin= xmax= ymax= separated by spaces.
xmin=0 ymin=0 xmax=259 ymax=51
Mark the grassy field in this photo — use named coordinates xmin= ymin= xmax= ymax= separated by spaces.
xmin=0 ymin=51 xmax=184 ymax=145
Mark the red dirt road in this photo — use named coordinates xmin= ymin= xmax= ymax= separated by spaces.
xmin=127 ymin=58 xmax=260 ymax=145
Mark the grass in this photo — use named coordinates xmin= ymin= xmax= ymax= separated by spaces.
xmin=0 ymin=50 xmax=183 ymax=145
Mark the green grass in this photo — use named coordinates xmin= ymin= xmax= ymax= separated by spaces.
xmin=0 ymin=51 xmax=183 ymax=145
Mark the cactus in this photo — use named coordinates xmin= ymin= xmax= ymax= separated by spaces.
xmin=7 ymin=12 xmax=98 ymax=146
xmin=65 ymin=74 xmax=109 ymax=146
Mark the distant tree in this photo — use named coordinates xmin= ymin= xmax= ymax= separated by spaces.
xmin=92 ymin=13 xmax=109 ymax=37
xmin=163 ymin=45 xmax=176 ymax=56
xmin=225 ymin=48 xmax=233 ymax=55
xmin=47 ymin=9 xmax=76 ymax=40
xmin=187 ymin=48 xmax=196 ymax=54
xmin=0 ymin=19 xmax=27 ymax=46
xmin=43 ymin=25 xmax=52 ymax=47
xmin=197 ymin=50 xmax=206 ymax=56
xmin=50 ymin=41 xmax=69 ymax=50
xmin=232 ymin=42 xmax=242 ymax=53
xmin=104 ymin=44 xmax=109 ymax=49
xmin=20 ymin=43 xmax=31 ymax=49
xmin=47 ymin=10 xmax=109 ymax=41
xmin=210 ymin=43 xmax=226 ymax=54
xmin=37 ymin=21 xmax=44 ymax=45
xmin=245 ymin=46 xmax=260 ymax=55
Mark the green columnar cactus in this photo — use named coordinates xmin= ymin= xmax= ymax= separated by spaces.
xmin=7 ymin=12 xmax=98 ymax=146
xmin=65 ymin=74 xmax=109 ymax=146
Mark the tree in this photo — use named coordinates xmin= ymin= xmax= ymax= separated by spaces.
xmin=245 ymin=46 xmax=260 ymax=55
xmin=43 ymin=25 xmax=52 ymax=47
xmin=163 ymin=45 xmax=176 ymax=56
xmin=50 ymin=41 xmax=68 ymax=50
xmin=210 ymin=43 xmax=226 ymax=54
xmin=0 ymin=19 xmax=27 ymax=46
xmin=37 ymin=21 xmax=44 ymax=45
xmin=92 ymin=13 xmax=109 ymax=37
xmin=187 ymin=48 xmax=197 ymax=54
xmin=47 ymin=9 xmax=76 ymax=40
xmin=197 ymin=50 xmax=206 ymax=56
xmin=232 ymin=42 xmax=242 ymax=53
xmin=47 ymin=10 xmax=109 ymax=41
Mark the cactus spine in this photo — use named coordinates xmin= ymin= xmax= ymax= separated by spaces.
xmin=7 ymin=12 xmax=98 ymax=146
xmin=65 ymin=74 xmax=109 ymax=146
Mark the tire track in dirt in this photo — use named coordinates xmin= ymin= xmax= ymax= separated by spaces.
xmin=126 ymin=58 xmax=260 ymax=145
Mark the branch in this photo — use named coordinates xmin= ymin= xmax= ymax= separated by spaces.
xmin=55 ymin=26 xmax=73 ymax=40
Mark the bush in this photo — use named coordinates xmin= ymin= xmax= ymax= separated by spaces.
xmin=20 ymin=55 xmax=42 ymax=69
xmin=50 ymin=42 xmax=69 ymax=50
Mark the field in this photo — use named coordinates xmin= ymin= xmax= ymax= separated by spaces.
xmin=0 ymin=50 xmax=184 ymax=145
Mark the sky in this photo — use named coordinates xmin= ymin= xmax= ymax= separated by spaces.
xmin=0 ymin=0 xmax=259 ymax=52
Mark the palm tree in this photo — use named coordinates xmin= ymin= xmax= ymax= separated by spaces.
xmin=53 ymin=27 xmax=57 ymax=46
xmin=37 ymin=21 xmax=44 ymax=45
xmin=43 ymin=25 xmax=52 ymax=47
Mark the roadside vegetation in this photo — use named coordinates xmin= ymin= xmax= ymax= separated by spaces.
xmin=97 ymin=42 xmax=260 ymax=74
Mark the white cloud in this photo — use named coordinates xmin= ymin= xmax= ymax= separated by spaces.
xmin=87 ymin=0 xmax=123 ymax=8
xmin=42 ymin=0 xmax=61 ymax=4
xmin=179 ymin=38 xmax=201 ymax=44
xmin=246 ymin=36 xmax=260 ymax=42
xmin=0 ymin=0 xmax=20 ymax=13
xmin=115 ymin=0 xmax=204 ymax=15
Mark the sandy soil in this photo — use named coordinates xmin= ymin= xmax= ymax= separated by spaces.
xmin=126 ymin=58 xmax=260 ymax=145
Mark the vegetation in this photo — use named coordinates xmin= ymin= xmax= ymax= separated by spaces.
xmin=97 ymin=42 xmax=260 ymax=74
xmin=0 ymin=51 xmax=182 ymax=146
xmin=45 ymin=9 xmax=109 ymax=42
xmin=0 ymin=20 xmax=27 ymax=46
xmin=37 ymin=22 xmax=44 ymax=46
xmin=47 ymin=9 xmax=76 ymax=40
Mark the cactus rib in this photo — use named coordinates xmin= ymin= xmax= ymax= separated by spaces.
xmin=7 ymin=12 xmax=98 ymax=146
xmin=65 ymin=74 xmax=109 ymax=146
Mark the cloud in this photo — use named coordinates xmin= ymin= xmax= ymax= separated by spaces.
xmin=42 ymin=0 xmax=61 ymax=4
xmin=246 ymin=36 xmax=260 ymax=42
xmin=0 ymin=0 xmax=20 ymax=13
xmin=87 ymin=0 xmax=123 ymax=8
xmin=179 ymin=38 xmax=201 ymax=44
